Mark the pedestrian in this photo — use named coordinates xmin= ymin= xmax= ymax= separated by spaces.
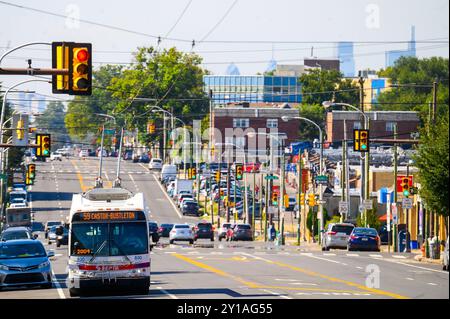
xmin=226 ymin=227 xmax=233 ymax=242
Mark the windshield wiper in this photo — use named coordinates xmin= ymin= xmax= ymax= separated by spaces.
xmin=110 ymin=239 xmax=133 ymax=264
xmin=88 ymin=240 xmax=108 ymax=263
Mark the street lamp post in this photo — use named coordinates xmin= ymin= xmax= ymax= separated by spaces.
xmin=282 ymin=115 xmax=324 ymax=244
xmin=322 ymin=101 xmax=370 ymax=226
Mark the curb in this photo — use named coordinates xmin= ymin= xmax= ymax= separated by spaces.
xmin=414 ymin=254 xmax=443 ymax=265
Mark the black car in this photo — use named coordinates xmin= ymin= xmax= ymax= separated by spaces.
xmin=231 ymin=224 xmax=253 ymax=241
xmin=148 ymin=222 xmax=159 ymax=243
xmin=158 ymin=223 xmax=174 ymax=238
xmin=194 ymin=222 xmax=214 ymax=241
xmin=182 ymin=202 xmax=199 ymax=216
xmin=55 ymin=225 xmax=68 ymax=248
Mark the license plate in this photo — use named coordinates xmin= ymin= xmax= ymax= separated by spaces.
xmin=362 ymin=238 xmax=368 ymax=241
xmin=340 ymin=237 xmax=346 ymax=240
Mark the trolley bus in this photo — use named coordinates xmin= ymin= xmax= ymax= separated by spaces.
xmin=67 ymin=187 xmax=151 ymax=297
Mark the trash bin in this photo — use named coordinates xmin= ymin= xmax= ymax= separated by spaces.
xmin=398 ymin=230 xmax=406 ymax=252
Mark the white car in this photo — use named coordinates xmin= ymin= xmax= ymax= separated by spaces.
xmin=50 ymin=152 xmax=62 ymax=161
xmin=9 ymin=202 xmax=28 ymax=209
xmin=79 ymin=149 xmax=89 ymax=158
xmin=97 ymin=149 xmax=108 ymax=157
xmin=169 ymin=224 xmax=194 ymax=244
xmin=149 ymin=158 xmax=163 ymax=170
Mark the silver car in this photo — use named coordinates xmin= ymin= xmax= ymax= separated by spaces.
xmin=322 ymin=223 xmax=355 ymax=251
xmin=169 ymin=224 xmax=194 ymax=244
xmin=0 ymin=239 xmax=54 ymax=289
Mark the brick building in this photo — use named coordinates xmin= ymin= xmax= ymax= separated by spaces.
xmin=326 ymin=111 xmax=420 ymax=146
xmin=211 ymin=103 xmax=300 ymax=165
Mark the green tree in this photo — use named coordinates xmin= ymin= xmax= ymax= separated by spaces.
xmin=35 ymin=101 xmax=70 ymax=150
xmin=356 ymin=207 xmax=381 ymax=231
xmin=413 ymin=114 xmax=449 ymax=229
xmin=108 ymin=47 xmax=208 ymax=147
xmin=297 ymin=104 xmax=326 ymax=140
xmin=377 ymin=56 xmax=449 ymax=121
xmin=65 ymin=65 xmax=123 ymax=142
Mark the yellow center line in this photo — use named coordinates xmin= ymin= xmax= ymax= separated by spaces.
xmin=240 ymin=253 xmax=409 ymax=299
xmin=172 ymin=253 xmax=382 ymax=295
xmin=70 ymin=160 xmax=91 ymax=192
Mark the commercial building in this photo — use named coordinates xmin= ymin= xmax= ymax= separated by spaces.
xmin=203 ymin=75 xmax=302 ymax=106
xmin=350 ymin=73 xmax=391 ymax=110
xmin=325 ymin=111 xmax=420 ymax=146
xmin=304 ymin=58 xmax=340 ymax=72
xmin=337 ymin=42 xmax=355 ymax=77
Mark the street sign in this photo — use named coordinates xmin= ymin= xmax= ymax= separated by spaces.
xmin=103 ymin=129 xmax=115 ymax=135
xmin=0 ymin=173 xmax=7 ymax=181
xmin=265 ymin=175 xmax=279 ymax=180
xmin=315 ymin=175 xmax=328 ymax=181
xmin=402 ymin=198 xmax=413 ymax=209
xmin=339 ymin=201 xmax=349 ymax=214
xmin=362 ymin=200 xmax=373 ymax=210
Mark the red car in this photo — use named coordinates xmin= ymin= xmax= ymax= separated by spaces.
xmin=244 ymin=162 xmax=261 ymax=173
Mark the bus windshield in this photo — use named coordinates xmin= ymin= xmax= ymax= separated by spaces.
xmin=71 ymin=222 xmax=148 ymax=256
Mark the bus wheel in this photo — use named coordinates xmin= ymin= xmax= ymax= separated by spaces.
xmin=69 ymin=288 xmax=79 ymax=297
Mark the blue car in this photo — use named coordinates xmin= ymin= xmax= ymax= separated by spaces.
xmin=0 ymin=239 xmax=54 ymax=289
xmin=347 ymin=227 xmax=381 ymax=252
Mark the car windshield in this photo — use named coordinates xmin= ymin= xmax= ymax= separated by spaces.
xmin=175 ymin=225 xmax=190 ymax=229
xmin=198 ymin=224 xmax=212 ymax=229
xmin=237 ymin=225 xmax=251 ymax=230
xmin=31 ymin=222 xmax=44 ymax=232
xmin=353 ymin=228 xmax=378 ymax=236
xmin=1 ymin=231 xmax=30 ymax=241
xmin=47 ymin=222 xmax=61 ymax=228
xmin=0 ymin=243 xmax=46 ymax=259
xmin=332 ymin=225 xmax=354 ymax=235
xmin=161 ymin=224 xmax=173 ymax=229
xmin=70 ymin=222 xmax=148 ymax=256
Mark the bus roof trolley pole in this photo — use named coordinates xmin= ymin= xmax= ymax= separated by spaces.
xmin=114 ymin=127 xmax=124 ymax=188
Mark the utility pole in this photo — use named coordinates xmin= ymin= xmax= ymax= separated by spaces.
xmin=252 ymin=168 xmax=256 ymax=239
xmin=432 ymin=81 xmax=437 ymax=124
xmin=341 ymin=120 xmax=346 ymax=223
xmin=226 ymin=149 xmax=231 ymax=223
xmin=405 ymin=163 xmax=411 ymax=252
xmin=393 ymin=123 xmax=398 ymax=252
xmin=162 ymin=114 xmax=166 ymax=163
xmin=259 ymin=172 xmax=263 ymax=239
xmin=297 ymin=154 xmax=302 ymax=245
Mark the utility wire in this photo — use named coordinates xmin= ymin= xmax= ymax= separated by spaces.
xmin=165 ymin=0 xmax=193 ymax=38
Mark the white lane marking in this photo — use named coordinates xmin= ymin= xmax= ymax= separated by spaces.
xmin=210 ymin=252 xmax=223 ymax=255
xmin=369 ymin=254 xmax=383 ymax=258
xmin=346 ymin=253 xmax=359 ymax=257
xmin=406 ymin=277 xmax=414 ymax=281
xmin=128 ymin=173 xmax=140 ymax=192
xmin=392 ymin=255 xmax=407 ymax=259
xmin=381 ymin=260 xmax=449 ymax=275
xmin=153 ymin=174 xmax=182 ymax=219
xmin=427 ymin=283 xmax=438 ymax=286
xmin=51 ymin=270 xmax=66 ymax=299
xmin=289 ymin=282 xmax=318 ymax=286
xmin=275 ymin=279 xmax=298 ymax=282
xmin=301 ymin=253 xmax=347 ymax=266
xmin=356 ymin=266 xmax=363 ymax=270
xmin=261 ymin=289 xmax=292 ymax=299
xmin=323 ymin=253 xmax=336 ymax=256
xmin=155 ymin=286 xmax=178 ymax=299
xmin=139 ymin=163 xmax=148 ymax=171
xmin=164 ymin=251 xmax=176 ymax=254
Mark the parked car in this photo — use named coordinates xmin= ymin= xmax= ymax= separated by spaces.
xmin=231 ymin=224 xmax=253 ymax=241
xmin=158 ymin=223 xmax=174 ymax=238
xmin=50 ymin=152 xmax=62 ymax=161
xmin=1 ymin=227 xmax=36 ymax=241
xmin=0 ymin=239 xmax=54 ymax=289
xmin=321 ymin=223 xmax=355 ymax=251
xmin=79 ymin=149 xmax=89 ymax=158
xmin=443 ymin=236 xmax=449 ymax=271
xmin=218 ymin=223 xmax=233 ymax=241
xmin=194 ymin=222 xmax=214 ymax=241
xmin=347 ymin=227 xmax=381 ymax=252
xmin=169 ymin=224 xmax=194 ymax=244
xmin=148 ymin=222 xmax=160 ymax=243
xmin=149 ymin=158 xmax=163 ymax=170
xmin=160 ymin=164 xmax=177 ymax=181
xmin=177 ymin=194 xmax=195 ymax=207
xmin=123 ymin=150 xmax=133 ymax=160
xmin=181 ymin=201 xmax=199 ymax=216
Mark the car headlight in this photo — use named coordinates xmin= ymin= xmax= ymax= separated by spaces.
xmin=0 ymin=264 xmax=9 ymax=271
xmin=38 ymin=261 xmax=50 ymax=269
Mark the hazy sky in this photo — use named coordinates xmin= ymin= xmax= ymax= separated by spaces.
xmin=0 ymin=0 xmax=448 ymax=100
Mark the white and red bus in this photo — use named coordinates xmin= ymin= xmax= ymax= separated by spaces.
xmin=67 ymin=187 xmax=151 ymax=297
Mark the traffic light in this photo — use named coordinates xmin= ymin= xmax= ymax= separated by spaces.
xmin=401 ymin=177 xmax=410 ymax=197
xmin=283 ymin=194 xmax=289 ymax=208
xmin=36 ymin=133 xmax=51 ymax=157
xmin=215 ymin=171 xmax=221 ymax=183
xmin=272 ymin=192 xmax=278 ymax=205
xmin=188 ymin=167 xmax=197 ymax=180
xmin=16 ymin=118 xmax=24 ymax=140
xmin=27 ymin=164 xmax=36 ymax=180
xmin=353 ymin=129 xmax=369 ymax=152
xmin=52 ymin=42 xmax=92 ymax=95
xmin=147 ymin=122 xmax=155 ymax=134
xmin=235 ymin=164 xmax=243 ymax=180
xmin=299 ymin=193 xmax=305 ymax=206
xmin=308 ymin=193 xmax=316 ymax=206
xmin=25 ymin=172 xmax=33 ymax=186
